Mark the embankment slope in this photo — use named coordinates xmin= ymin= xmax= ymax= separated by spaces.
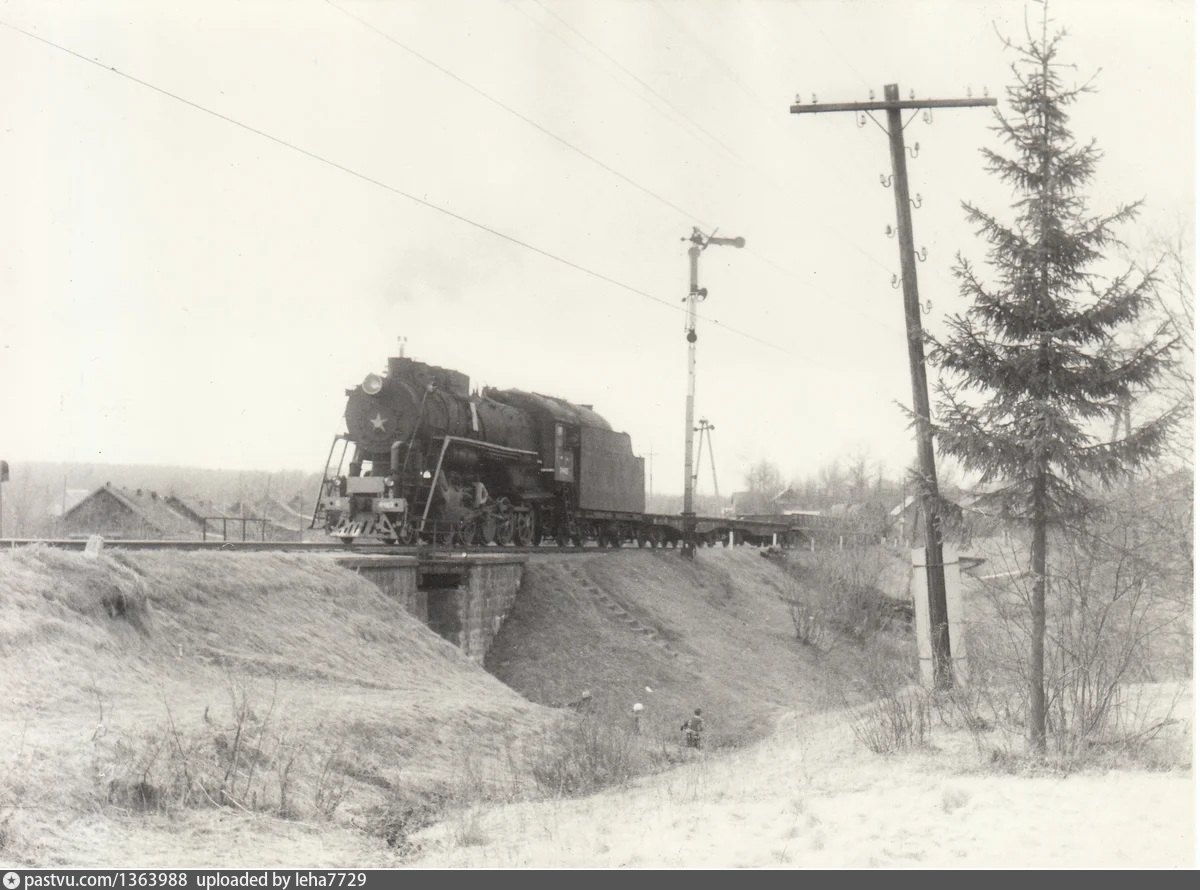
xmin=0 ymin=547 xmax=551 ymax=866
xmin=488 ymin=548 xmax=912 ymax=745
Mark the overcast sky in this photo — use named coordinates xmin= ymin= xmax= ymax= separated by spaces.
xmin=0 ymin=0 xmax=1192 ymax=495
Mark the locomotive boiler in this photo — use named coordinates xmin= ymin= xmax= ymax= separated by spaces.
xmin=315 ymin=353 xmax=646 ymax=546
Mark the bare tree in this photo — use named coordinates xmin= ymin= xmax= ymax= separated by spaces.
xmin=1135 ymin=226 xmax=1194 ymax=461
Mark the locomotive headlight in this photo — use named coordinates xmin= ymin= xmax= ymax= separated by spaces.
xmin=362 ymin=373 xmax=384 ymax=395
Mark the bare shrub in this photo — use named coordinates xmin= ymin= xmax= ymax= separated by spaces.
xmin=364 ymin=787 xmax=451 ymax=856
xmin=829 ymin=638 xmax=931 ymax=755
xmin=311 ymin=738 xmax=351 ymax=819
xmin=529 ymin=715 xmax=639 ymax=796
xmin=782 ymin=546 xmax=901 ymax=647
xmin=962 ymin=482 xmax=1191 ymax=768
xmin=785 ymin=593 xmax=830 ymax=650
xmin=848 ymin=687 xmax=931 ymax=754
xmin=100 ymin=678 xmax=360 ymax=819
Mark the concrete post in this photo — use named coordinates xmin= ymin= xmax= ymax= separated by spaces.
xmin=910 ymin=547 xmax=969 ymax=687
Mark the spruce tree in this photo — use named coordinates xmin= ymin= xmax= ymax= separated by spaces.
xmin=930 ymin=14 xmax=1177 ymax=752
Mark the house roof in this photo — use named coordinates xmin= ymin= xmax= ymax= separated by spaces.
xmin=64 ymin=486 xmax=202 ymax=537
xmin=48 ymin=488 xmax=91 ymax=518
xmin=166 ymin=495 xmax=229 ymax=522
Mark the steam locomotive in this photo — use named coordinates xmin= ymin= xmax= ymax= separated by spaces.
xmin=314 ymin=352 xmax=650 ymax=547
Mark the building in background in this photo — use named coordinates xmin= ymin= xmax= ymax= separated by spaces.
xmin=61 ymin=485 xmax=204 ymax=540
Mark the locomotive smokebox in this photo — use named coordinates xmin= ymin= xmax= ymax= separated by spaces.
xmin=345 ymin=379 xmax=421 ymax=454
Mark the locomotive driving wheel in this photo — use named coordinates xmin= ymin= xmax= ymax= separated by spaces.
xmin=495 ymin=513 xmax=515 ymax=546
xmin=457 ymin=516 xmax=480 ymax=546
xmin=480 ymin=513 xmax=498 ymax=546
xmin=431 ymin=521 xmax=456 ymax=547
xmin=513 ymin=511 xmax=534 ymax=547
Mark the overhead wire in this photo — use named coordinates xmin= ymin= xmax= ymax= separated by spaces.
xmin=516 ymin=9 xmax=907 ymax=343
xmin=531 ymin=0 xmax=907 ymax=336
xmin=537 ymin=0 xmax=897 ymax=283
xmin=646 ymin=1 xmax=892 ymax=255
xmin=653 ymin=2 xmax=949 ymax=342
xmin=0 ymin=16 xmax=795 ymax=357
xmin=322 ymin=0 xmax=897 ymax=344
xmin=509 ymin=0 xmax=712 ymax=152
xmin=320 ymin=0 xmax=710 ymax=227
xmin=528 ymin=0 xmax=745 ymax=163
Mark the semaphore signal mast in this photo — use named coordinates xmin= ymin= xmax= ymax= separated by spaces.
xmin=681 ymin=227 xmax=743 ymax=559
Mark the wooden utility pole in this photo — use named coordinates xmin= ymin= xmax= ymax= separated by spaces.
xmin=790 ymin=84 xmax=995 ymax=688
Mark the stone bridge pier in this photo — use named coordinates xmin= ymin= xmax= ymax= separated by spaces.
xmin=334 ymin=553 xmax=526 ymax=664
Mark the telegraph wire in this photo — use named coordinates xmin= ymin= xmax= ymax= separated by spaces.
xmin=322 ymin=0 xmax=884 ymax=333
xmin=528 ymin=0 xmax=745 ymax=163
xmin=649 ymin=0 xmax=762 ymax=105
xmin=321 ymin=0 xmax=710 ymax=227
xmin=529 ymin=0 xmax=896 ymax=281
xmin=509 ymin=0 xmax=701 ymax=144
xmin=0 ymin=17 xmax=796 ymax=356
xmin=523 ymin=2 xmax=905 ymax=335
xmin=323 ymin=2 xmax=902 ymax=340
xmin=644 ymin=2 xmax=893 ymax=260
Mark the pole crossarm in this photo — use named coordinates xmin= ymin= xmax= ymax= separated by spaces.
xmin=790 ymin=97 xmax=996 ymax=114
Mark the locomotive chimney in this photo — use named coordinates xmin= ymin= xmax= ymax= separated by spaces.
xmin=397 ymin=336 xmax=406 ymax=358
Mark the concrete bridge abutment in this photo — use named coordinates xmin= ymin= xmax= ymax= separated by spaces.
xmin=334 ymin=553 xmax=526 ymax=664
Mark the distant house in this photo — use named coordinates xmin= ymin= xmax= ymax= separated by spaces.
xmin=730 ymin=485 xmax=820 ymax=518
xmin=47 ymin=489 xmax=91 ymax=519
xmin=772 ymin=486 xmax=821 ymax=516
xmin=61 ymin=485 xmax=204 ymax=540
xmin=160 ymin=495 xmax=215 ymax=525
xmin=729 ymin=489 xmax=771 ymax=517
xmin=888 ymin=494 xmax=920 ymax=545
xmin=889 ymin=492 xmax=968 ymax=546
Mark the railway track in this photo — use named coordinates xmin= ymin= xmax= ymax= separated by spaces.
xmin=0 ymin=537 xmax=645 ymax=556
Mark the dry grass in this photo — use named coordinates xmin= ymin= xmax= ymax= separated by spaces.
xmin=487 ymin=549 xmax=905 ymax=754
xmin=402 ymin=691 xmax=1194 ymax=868
xmin=5 ymin=537 xmax=1187 ymax=867
xmin=0 ymin=546 xmax=554 ymax=866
